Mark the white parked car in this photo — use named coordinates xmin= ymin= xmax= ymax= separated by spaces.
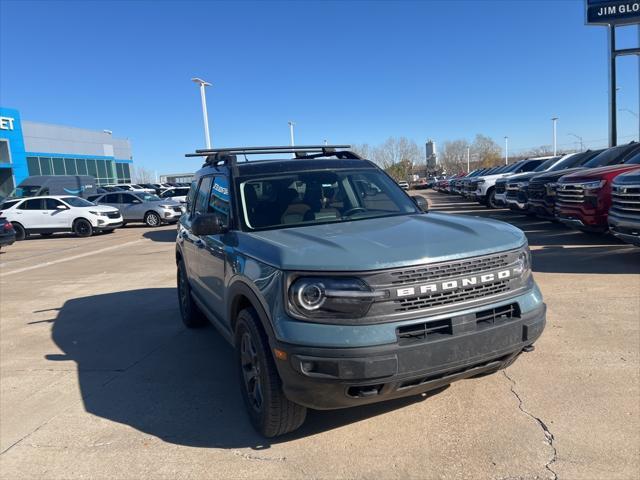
xmin=398 ymin=180 xmax=409 ymax=190
xmin=104 ymin=183 xmax=155 ymax=194
xmin=0 ymin=195 xmax=122 ymax=240
xmin=158 ymin=186 xmax=190 ymax=204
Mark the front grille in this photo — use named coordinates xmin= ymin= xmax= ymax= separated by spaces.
xmin=495 ymin=183 xmax=506 ymax=195
xmin=469 ymin=180 xmax=479 ymax=191
xmin=106 ymin=211 xmax=120 ymax=219
xmin=396 ymin=302 xmax=520 ymax=344
xmin=528 ymin=182 xmax=546 ymax=201
xmin=394 ymin=280 xmax=511 ymax=312
xmin=505 ymin=184 xmax=519 ymax=199
xmin=172 ymin=206 xmax=183 ymax=213
xmin=475 ymin=303 xmax=521 ymax=327
xmin=388 ymin=253 xmax=510 ymax=285
xmin=556 ymin=184 xmax=585 ymax=205
xmin=611 ymin=184 xmax=640 ymax=214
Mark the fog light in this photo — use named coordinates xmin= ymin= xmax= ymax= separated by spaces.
xmin=164 ymin=212 xmax=171 ymax=218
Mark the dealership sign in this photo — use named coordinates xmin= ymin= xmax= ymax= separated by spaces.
xmin=586 ymin=0 xmax=640 ymax=25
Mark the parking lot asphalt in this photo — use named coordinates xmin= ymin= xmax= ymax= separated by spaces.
xmin=1 ymin=192 xmax=638 ymax=480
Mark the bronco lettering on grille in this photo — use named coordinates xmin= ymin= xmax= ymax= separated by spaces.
xmin=396 ymin=269 xmax=512 ymax=297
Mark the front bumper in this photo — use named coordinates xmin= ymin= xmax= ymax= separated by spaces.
xmin=92 ymin=216 xmax=124 ymax=229
xmin=161 ymin=209 xmax=182 ymax=222
xmin=556 ymin=206 xmax=608 ymax=232
xmin=608 ymin=210 xmax=640 ymax=246
xmin=494 ymin=192 xmax=507 ymax=206
xmin=274 ymin=300 xmax=546 ymax=410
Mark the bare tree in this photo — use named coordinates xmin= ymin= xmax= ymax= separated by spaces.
xmin=471 ymin=134 xmax=502 ymax=168
xmin=440 ymin=139 xmax=470 ymax=173
xmin=373 ymin=137 xmax=421 ymax=170
xmin=131 ymin=165 xmax=155 ymax=184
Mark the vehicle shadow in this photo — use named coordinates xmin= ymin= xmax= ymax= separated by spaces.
xmin=428 ymin=193 xmax=640 ymax=275
xmin=142 ymin=228 xmax=177 ymax=243
xmin=45 ymin=288 xmax=439 ymax=450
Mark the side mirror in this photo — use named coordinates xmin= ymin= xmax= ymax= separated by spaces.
xmin=192 ymin=213 xmax=227 ymax=236
xmin=132 ymin=199 xmax=142 ymax=204
xmin=411 ymin=195 xmax=428 ymax=212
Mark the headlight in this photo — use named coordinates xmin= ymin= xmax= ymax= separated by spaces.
xmin=89 ymin=210 xmax=106 ymax=216
xmin=477 ymin=179 xmax=486 ymax=184
xmin=517 ymin=182 xmax=529 ymax=189
xmin=579 ymin=180 xmax=606 ymax=191
xmin=160 ymin=204 xmax=174 ymax=209
xmin=513 ymin=248 xmax=532 ymax=278
xmin=288 ymin=277 xmax=386 ymax=320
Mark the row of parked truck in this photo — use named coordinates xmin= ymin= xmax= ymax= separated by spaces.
xmin=434 ymin=141 xmax=640 ymax=246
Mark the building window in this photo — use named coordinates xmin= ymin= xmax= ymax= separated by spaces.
xmin=64 ymin=158 xmax=77 ymax=175
xmin=27 ymin=157 xmax=41 ymax=175
xmin=52 ymin=157 xmax=65 ymax=175
xmin=0 ymin=140 xmax=11 ymax=164
xmin=40 ymin=157 xmax=53 ymax=175
xmin=86 ymin=159 xmax=98 ymax=178
xmin=76 ymin=159 xmax=88 ymax=175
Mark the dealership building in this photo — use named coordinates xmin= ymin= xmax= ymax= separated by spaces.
xmin=0 ymin=107 xmax=133 ymax=197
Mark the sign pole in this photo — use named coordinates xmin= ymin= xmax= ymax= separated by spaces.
xmin=608 ymin=23 xmax=617 ymax=147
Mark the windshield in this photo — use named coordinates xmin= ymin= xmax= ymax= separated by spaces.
xmin=237 ymin=168 xmax=419 ymax=231
xmin=532 ymin=158 xmax=557 ymax=172
xmin=623 ymin=151 xmax=640 ymax=164
xmin=10 ymin=185 xmax=42 ymax=198
xmin=135 ymin=193 xmax=161 ymax=202
xmin=61 ymin=196 xmax=94 ymax=207
xmin=584 ymin=145 xmax=635 ymax=168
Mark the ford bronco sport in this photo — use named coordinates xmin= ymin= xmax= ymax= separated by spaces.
xmin=176 ymin=145 xmax=546 ymax=437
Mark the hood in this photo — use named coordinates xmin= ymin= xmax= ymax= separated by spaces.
xmin=505 ymin=171 xmax=544 ymax=184
xmin=559 ymin=164 xmax=640 ymax=182
xmin=84 ymin=205 xmax=118 ymax=213
xmin=236 ymin=213 xmax=526 ymax=271
xmin=613 ymin=168 xmax=640 ymax=185
xmin=529 ymin=167 xmax=586 ymax=184
xmin=153 ymin=199 xmax=181 ymax=205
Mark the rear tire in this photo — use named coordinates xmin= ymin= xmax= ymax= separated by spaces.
xmin=12 ymin=223 xmax=26 ymax=241
xmin=235 ymin=308 xmax=307 ymax=437
xmin=177 ymin=260 xmax=207 ymax=328
xmin=144 ymin=211 xmax=161 ymax=227
xmin=73 ymin=218 xmax=93 ymax=237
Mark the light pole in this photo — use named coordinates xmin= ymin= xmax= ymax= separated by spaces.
xmin=567 ymin=133 xmax=584 ymax=152
xmin=466 ymin=146 xmax=470 ymax=172
xmin=191 ymin=77 xmax=212 ymax=149
xmin=551 ymin=117 xmax=558 ymax=156
xmin=288 ymin=121 xmax=295 ymax=146
xmin=504 ymin=136 xmax=509 ymax=165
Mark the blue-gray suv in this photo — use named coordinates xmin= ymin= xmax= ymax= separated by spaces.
xmin=176 ymin=145 xmax=546 ymax=437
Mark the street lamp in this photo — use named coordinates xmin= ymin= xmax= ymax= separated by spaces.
xmin=504 ymin=136 xmax=509 ymax=165
xmin=288 ymin=121 xmax=295 ymax=147
xmin=567 ymin=133 xmax=584 ymax=152
xmin=466 ymin=146 xmax=470 ymax=172
xmin=191 ymin=77 xmax=212 ymax=149
xmin=551 ymin=117 xmax=558 ymax=156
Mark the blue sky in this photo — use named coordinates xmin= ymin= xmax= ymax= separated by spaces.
xmin=1 ymin=0 xmax=639 ymax=174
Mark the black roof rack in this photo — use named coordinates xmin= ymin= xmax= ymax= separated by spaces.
xmin=185 ymin=145 xmax=362 ymax=167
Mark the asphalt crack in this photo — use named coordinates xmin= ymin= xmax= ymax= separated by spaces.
xmin=503 ymin=370 xmax=558 ymax=480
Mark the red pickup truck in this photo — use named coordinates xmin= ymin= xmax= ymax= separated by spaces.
xmin=555 ymin=150 xmax=640 ymax=232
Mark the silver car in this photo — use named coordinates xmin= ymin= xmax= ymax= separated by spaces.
xmin=92 ymin=192 xmax=182 ymax=227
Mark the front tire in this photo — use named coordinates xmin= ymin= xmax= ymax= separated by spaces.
xmin=177 ymin=260 xmax=207 ymax=328
xmin=235 ymin=308 xmax=307 ymax=437
xmin=486 ymin=189 xmax=499 ymax=209
xmin=144 ymin=211 xmax=161 ymax=227
xmin=73 ymin=218 xmax=93 ymax=237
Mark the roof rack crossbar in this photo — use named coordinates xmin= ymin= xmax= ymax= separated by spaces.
xmin=193 ymin=144 xmax=351 ymax=154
